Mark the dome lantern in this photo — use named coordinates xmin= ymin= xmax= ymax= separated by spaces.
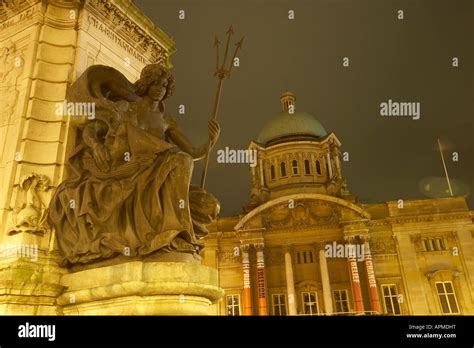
xmin=280 ymin=91 xmax=295 ymax=113
xmin=257 ymin=91 xmax=327 ymax=145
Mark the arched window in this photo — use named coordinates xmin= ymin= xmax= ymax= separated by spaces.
xmin=304 ymin=160 xmax=310 ymax=174
xmin=280 ymin=162 xmax=287 ymax=177
xmin=316 ymin=160 xmax=322 ymax=175
xmin=292 ymin=160 xmax=298 ymax=175
xmin=270 ymin=165 xmax=275 ymax=179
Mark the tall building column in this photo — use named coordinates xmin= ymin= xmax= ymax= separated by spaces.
xmin=334 ymin=150 xmax=342 ymax=179
xmin=347 ymin=241 xmax=365 ymax=313
xmin=284 ymin=246 xmax=297 ymax=315
xmin=363 ymin=240 xmax=382 ymax=313
xmin=393 ymin=232 xmax=430 ymax=314
xmin=241 ymin=244 xmax=253 ymax=315
xmin=256 ymin=243 xmax=268 ymax=316
xmin=326 ymin=153 xmax=333 ymax=178
xmin=319 ymin=246 xmax=334 ymax=315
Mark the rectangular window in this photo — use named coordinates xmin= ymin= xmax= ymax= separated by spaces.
xmin=436 ymin=281 xmax=460 ymax=314
xmin=333 ymin=289 xmax=349 ymax=314
xmin=302 ymin=291 xmax=318 ymax=315
xmin=272 ymin=294 xmax=287 ymax=316
xmin=226 ymin=294 xmax=240 ymax=316
xmin=296 ymin=251 xmax=314 ymax=264
xmin=381 ymin=284 xmax=401 ymax=315
xmin=430 ymin=239 xmax=438 ymax=251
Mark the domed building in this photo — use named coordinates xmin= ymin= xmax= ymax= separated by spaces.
xmin=244 ymin=91 xmax=353 ymax=212
xmin=202 ymin=92 xmax=474 ymax=317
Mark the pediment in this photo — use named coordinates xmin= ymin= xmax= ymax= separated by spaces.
xmin=235 ymin=194 xmax=370 ymax=231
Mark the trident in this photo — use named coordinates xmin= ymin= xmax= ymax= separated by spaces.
xmin=200 ymin=25 xmax=244 ymax=189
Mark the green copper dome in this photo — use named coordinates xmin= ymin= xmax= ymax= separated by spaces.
xmin=257 ymin=92 xmax=327 ymax=145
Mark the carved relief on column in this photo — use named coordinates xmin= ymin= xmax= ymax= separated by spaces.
xmin=7 ymin=173 xmax=50 ymax=236
xmin=0 ymin=41 xmax=25 ymax=127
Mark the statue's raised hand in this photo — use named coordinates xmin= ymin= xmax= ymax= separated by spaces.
xmin=92 ymin=143 xmax=111 ymax=172
xmin=208 ymin=119 xmax=220 ymax=148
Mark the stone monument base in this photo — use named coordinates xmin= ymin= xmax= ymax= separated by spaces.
xmin=57 ymin=261 xmax=223 ymax=315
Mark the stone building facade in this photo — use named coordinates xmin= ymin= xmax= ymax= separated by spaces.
xmin=0 ymin=0 xmax=175 ymax=315
xmin=201 ymin=92 xmax=474 ymax=316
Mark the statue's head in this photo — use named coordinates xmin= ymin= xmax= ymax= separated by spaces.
xmin=134 ymin=64 xmax=175 ymax=102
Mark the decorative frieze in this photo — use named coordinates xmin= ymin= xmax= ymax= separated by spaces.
xmin=86 ymin=0 xmax=171 ymax=65
xmin=370 ymin=236 xmax=397 ymax=254
xmin=0 ymin=41 xmax=25 ymax=127
xmin=218 ymin=248 xmax=240 ymax=264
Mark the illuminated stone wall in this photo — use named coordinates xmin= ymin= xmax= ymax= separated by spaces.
xmin=204 ymin=181 xmax=474 ymax=316
xmin=0 ymin=0 xmax=175 ymax=315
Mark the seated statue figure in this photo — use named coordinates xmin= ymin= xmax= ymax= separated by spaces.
xmin=48 ymin=64 xmax=220 ymax=267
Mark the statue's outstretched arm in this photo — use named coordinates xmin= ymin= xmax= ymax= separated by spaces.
xmin=165 ymin=117 xmax=220 ymax=160
xmin=166 ymin=125 xmax=208 ymax=160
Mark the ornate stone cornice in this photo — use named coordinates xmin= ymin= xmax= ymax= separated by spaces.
xmin=410 ymin=233 xmax=421 ymax=243
xmin=85 ymin=0 xmax=176 ymax=66
xmin=368 ymin=219 xmax=389 ymax=227
xmin=0 ymin=0 xmax=41 ymax=21
xmin=426 ymin=269 xmax=462 ymax=280
xmin=388 ymin=212 xmax=471 ymax=225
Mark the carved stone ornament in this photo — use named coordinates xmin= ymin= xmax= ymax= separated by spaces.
xmin=0 ymin=41 xmax=24 ymax=126
xmin=369 ymin=235 xmax=397 ymax=254
xmin=261 ymin=200 xmax=339 ymax=229
xmin=87 ymin=0 xmax=168 ymax=64
xmin=8 ymin=173 xmax=50 ymax=236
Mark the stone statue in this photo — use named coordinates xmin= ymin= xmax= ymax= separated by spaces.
xmin=48 ymin=64 xmax=221 ymax=267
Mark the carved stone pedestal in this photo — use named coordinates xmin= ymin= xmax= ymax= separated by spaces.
xmin=57 ymin=261 xmax=223 ymax=315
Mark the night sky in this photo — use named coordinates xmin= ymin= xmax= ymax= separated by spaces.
xmin=134 ymin=0 xmax=473 ymax=215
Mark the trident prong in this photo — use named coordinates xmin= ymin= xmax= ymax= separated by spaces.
xmin=228 ymin=36 xmax=244 ymax=77
xmin=222 ymin=25 xmax=234 ymax=67
xmin=214 ymin=36 xmax=220 ymax=71
xmin=200 ymin=25 xmax=244 ymax=189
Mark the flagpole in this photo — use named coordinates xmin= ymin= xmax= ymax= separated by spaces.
xmin=437 ymin=138 xmax=453 ymax=196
